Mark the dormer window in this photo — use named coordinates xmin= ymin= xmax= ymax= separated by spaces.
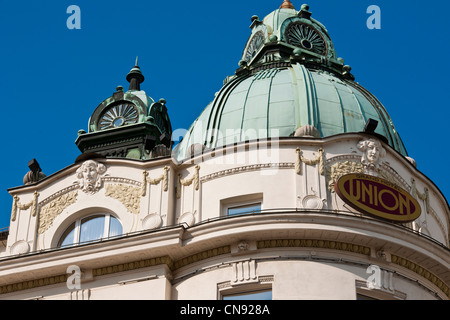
xmin=58 ymin=214 xmax=122 ymax=247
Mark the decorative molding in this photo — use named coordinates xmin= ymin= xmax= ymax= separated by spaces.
xmin=0 ymin=274 xmax=68 ymax=295
xmin=231 ymin=260 xmax=257 ymax=285
xmin=218 ymin=275 xmax=273 ymax=291
xmin=11 ymin=191 xmax=39 ymax=222
xmin=142 ymin=213 xmax=162 ymax=230
xmin=10 ymin=240 xmax=30 ymax=255
xmin=178 ymin=211 xmax=196 ymax=227
xmin=299 ymin=194 xmax=325 ymax=210
xmin=38 ymin=191 xmax=78 ymax=234
xmin=69 ymin=289 xmax=91 ymax=300
xmin=92 ymin=256 xmax=174 ymax=277
xmin=355 ymin=278 xmax=407 ymax=300
xmin=177 ymin=165 xmax=200 ymax=199
xmin=378 ymin=163 xmax=410 ymax=192
xmin=39 ymin=185 xmax=79 ymax=208
xmin=391 ymin=254 xmax=450 ymax=299
xmin=105 ymin=184 xmax=141 ymax=214
xmin=2 ymin=241 xmax=448 ymax=298
xmin=257 ymin=239 xmax=371 ymax=256
xmin=296 ymin=148 xmax=325 ymax=175
xmin=173 ymin=245 xmax=231 ymax=270
xmin=200 ymin=163 xmax=293 ymax=183
xmin=102 ymin=177 xmax=141 ymax=187
xmin=142 ymin=166 xmax=169 ymax=197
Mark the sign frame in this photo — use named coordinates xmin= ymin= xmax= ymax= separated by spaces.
xmin=335 ymin=174 xmax=421 ymax=223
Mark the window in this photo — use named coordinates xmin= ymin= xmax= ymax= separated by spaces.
xmin=223 ymin=290 xmax=272 ymax=300
xmin=58 ymin=214 xmax=122 ymax=247
xmin=227 ymin=203 xmax=261 ymax=216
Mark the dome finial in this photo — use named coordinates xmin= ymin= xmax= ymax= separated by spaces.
xmin=280 ymin=0 xmax=295 ymax=9
xmin=126 ymin=57 xmax=145 ymax=91
xmin=299 ymin=4 xmax=312 ymax=18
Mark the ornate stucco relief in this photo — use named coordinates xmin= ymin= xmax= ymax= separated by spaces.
xmin=231 ymin=260 xmax=258 ymax=285
xmin=177 ymin=165 xmax=200 ymax=199
xmin=142 ymin=166 xmax=169 ymax=197
xmin=295 ymin=148 xmax=325 ymax=175
xmin=357 ymin=138 xmax=386 ymax=175
xmin=411 ymin=178 xmax=431 ymax=214
xmin=326 ymin=159 xmax=364 ymax=192
xmin=10 ymin=240 xmax=31 ymax=255
xmin=325 ymin=154 xmax=409 ymax=193
xmin=38 ymin=191 xmax=78 ymax=234
xmin=141 ymin=213 xmax=162 ymax=230
xmin=11 ymin=191 xmax=39 ymax=222
xmin=200 ymin=163 xmax=293 ymax=183
xmin=104 ymin=184 xmax=141 ymax=214
xmin=75 ymin=160 xmax=107 ymax=194
xmin=298 ymin=194 xmax=326 ymax=210
xmin=411 ymin=178 xmax=448 ymax=245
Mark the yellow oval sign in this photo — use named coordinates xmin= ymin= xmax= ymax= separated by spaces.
xmin=335 ymin=174 xmax=421 ymax=222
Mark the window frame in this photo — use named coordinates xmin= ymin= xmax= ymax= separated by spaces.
xmin=222 ymin=289 xmax=272 ymax=300
xmin=226 ymin=202 xmax=262 ymax=216
xmin=220 ymin=193 xmax=263 ymax=217
xmin=58 ymin=213 xmax=122 ymax=247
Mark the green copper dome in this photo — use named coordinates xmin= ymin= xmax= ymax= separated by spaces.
xmin=174 ymin=3 xmax=407 ymax=160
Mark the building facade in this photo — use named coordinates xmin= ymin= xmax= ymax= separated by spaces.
xmin=0 ymin=2 xmax=449 ymax=300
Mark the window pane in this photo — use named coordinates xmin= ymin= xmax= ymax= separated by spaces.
xmin=59 ymin=222 xmax=76 ymax=247
xmin=108 ymin=216 xmax=123 ymax=238
xmin=223 ymin=290 xmax=272 ymax=300
xmin=80 ymin=216 xmax=105 ymax=243
xmin=228 ymin=204 xmax=261 ymax=216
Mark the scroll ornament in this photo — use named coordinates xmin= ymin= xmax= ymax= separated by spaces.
xmin=38 ymin=191 xmax=78 ymax=234
xmin=177 ymin=165 xmax=200 ymax=199
xmin=11 ymin=191 xmax=39 ymax=222
xmin=141 ymin=166 xmax=169 ymax=197
xmin=296 ymin=148 xmax=325 ymax=175
xmin=105 ymin=184 xmax=141 ymax=214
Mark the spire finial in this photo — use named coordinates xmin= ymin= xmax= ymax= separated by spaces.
xmin=280 ymin=0 xmax=295 ymax=9
xmin=126 ymin=57 xmax=145 ymax=91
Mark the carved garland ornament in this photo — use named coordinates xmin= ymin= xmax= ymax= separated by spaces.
xmin=296 ymin=148 xmax=325 ymax=175
xmin=11 ymin=191 xmax=39 ymax=222
xmin=410 ymin=178 xmax=431 ymax=214
xmin=141 ymin=166 xmax=169 ymax=197
xmin=177 ymin=165 xmax=200 ymax=199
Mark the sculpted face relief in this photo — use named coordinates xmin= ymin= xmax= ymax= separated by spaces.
xmin=76 ymin=160 xmax=107 ymax=194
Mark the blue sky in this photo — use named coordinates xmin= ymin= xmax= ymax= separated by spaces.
xmin=0 ymin=0 xmax=449 ymax=229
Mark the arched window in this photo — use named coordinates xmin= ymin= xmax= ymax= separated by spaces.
xmin=58 ymin=214 xmax=123 ymax=247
